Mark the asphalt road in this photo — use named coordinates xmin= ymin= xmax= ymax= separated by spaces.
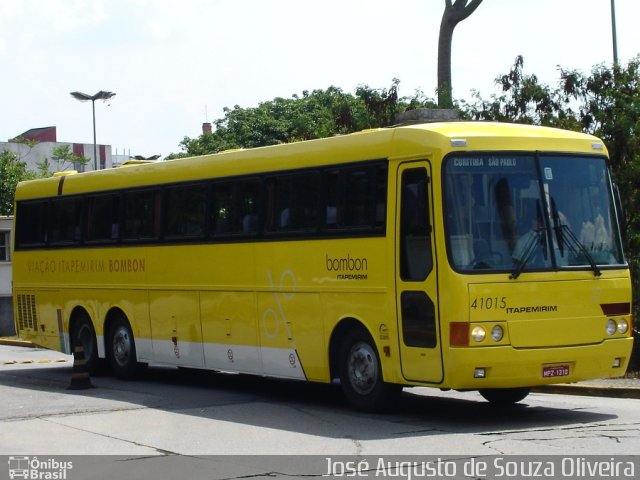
xmin=1 ymin=344 xmax=639 ymax=479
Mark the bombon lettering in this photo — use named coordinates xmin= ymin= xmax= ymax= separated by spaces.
xmin=109 ymin=258 xmax=145 ymax=273
xmin=326 ymin=254 xmax=368 ymax=280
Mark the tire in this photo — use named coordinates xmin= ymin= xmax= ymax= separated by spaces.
xmin=479 ymin=387 xmax=530 ymax=405
xmin=70 ymin=312 xmax=100 ymax=375
xmin=107 ymin=316 xmax=139 ymax=380
xmin=338 ymin=329 xmax=401 ymax=412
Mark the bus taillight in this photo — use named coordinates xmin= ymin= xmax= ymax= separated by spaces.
xmin=450 ymin=322 xmax=469 ymax=346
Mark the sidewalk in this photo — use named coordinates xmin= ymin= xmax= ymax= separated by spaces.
xmin=533 ymin=376 xmax=640 ymax=399
xmin=2 ymin=336 xmax=639 ymax=399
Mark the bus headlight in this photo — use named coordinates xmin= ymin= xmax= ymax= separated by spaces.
xmin=491 ymin=325 xmax=504 ymax=342
xmin=471 ymin=326 xmax=486 ymax=342
xmin=617 ymin=319 xmax=629 ymax=334
xmin=606 ymin=319 xmax=617 ymax=335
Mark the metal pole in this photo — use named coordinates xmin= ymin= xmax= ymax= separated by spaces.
xmin=91 ymin=99 xmax=98 ymax=170
xmin=611 ymin=0 xmax=618 ymax=65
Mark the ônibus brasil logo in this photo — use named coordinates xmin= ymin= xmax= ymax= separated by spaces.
xmin=8 ymin=456 xmax=73 ymax=479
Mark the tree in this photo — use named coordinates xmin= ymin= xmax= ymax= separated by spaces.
xmin=0 ymin=150 xmax=36 ymax=215
xmin=37 ymin=144 xmax=90 ymax=176
xmin=463 ymin=56 xmax=640 ymax=343
xmin=437 ymin=0 xmax=483 ymax=108
xmin=462 ymin=55 xmax=574 ymax=128
xmin=169 ymin=81 xmax=435 ymax=158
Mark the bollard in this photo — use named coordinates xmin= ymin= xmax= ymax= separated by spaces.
xmin=67 ymin=345 xmax=94 ymax=390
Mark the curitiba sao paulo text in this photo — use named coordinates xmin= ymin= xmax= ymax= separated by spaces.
xmin=324 ymin=457 xmax=635 ymax=479
xmin=26 ymin=258 xmax=146 ymax=275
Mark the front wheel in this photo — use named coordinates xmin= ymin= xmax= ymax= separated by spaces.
xmin=479 ymin=387 xmax=530 ymax=405
xmin=339 ymin=329 xmax=401 ymax=412
xmin=107 ymin=317 xmax=140 ymax=380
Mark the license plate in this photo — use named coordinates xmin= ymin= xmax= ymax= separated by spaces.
xmin=542 ymin=365 xmax=570 ymax=378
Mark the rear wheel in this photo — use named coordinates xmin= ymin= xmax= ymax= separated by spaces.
xmin=70 ymin=312 xmax=100 ymax=375
xmin=339 ymin=329 xmax=401 ymax=411
xmin=107 ymin=316 xmax=139 ymax=380
xmin=479 ymin=387 xmax=530 ymax=404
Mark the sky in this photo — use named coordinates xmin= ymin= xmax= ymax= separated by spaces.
xmin=1 ymin=0 xmax=638 ymax=159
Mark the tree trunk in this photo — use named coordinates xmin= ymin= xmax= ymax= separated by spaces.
xmin=437 ymin=0 xmax=483 ymax=108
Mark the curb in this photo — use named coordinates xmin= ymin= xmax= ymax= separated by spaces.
xmin=532 ymin=383 xmax=640 ymax=400
xmin=0 ymin=337 xmax=35 ymax=348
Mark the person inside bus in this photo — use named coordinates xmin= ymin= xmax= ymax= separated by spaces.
xmin=512 ymin=207 xmax=546 ymax=266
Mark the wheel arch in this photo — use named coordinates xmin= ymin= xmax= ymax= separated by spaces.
xmin=328 ymin=317 xmax=375 ymax=381
xmin=103 ymin=306 xmax=129 ymax=335
xmin=68 ymin=305 xmax=94 ymax=348
xmin=67 ymin=305 xmax=102 ymax=372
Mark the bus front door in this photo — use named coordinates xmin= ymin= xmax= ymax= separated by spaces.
xmin=395 ymin=162 xmax=443 ymax=384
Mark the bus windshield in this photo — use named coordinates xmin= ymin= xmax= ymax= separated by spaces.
xmin=444 ymin=154 xmax=624 ymax=274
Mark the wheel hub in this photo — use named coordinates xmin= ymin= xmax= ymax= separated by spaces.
xmin=348 ymin=343 xmax=377 ymax=395
xmin=113 ymin=327 xmax=131 ymax=366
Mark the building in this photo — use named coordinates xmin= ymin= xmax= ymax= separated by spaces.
xmin=0 ymin=127 xmax=115 ymax=335
xmin=2 ymin=126 xmax=113 ymax=173
xmin=0 ymin=216 xmax=13 ymax=336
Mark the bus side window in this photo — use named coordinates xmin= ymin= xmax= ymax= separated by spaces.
xmin=211 ymin=179 xmax=260 ymax=237
xmin=85 ymin=194 xmax=120 ymax=243
xmin=165 ymin=184 xmax=207 ymax=239
xmin=324 ymin=169 xmax=340 ymax=228
xmin=401 ymin=291 xmax=437 ymax=347
xmin=50 ymin=197 xmax=83 ymax=245
xmin=239 ymin=179 xmax=260 ymax=235
xmin=15 ymin=201 xmax=49 ymax=248
xmin=122 ymin=189 xmax=159 ymax=241
xmin=323 ymin=163 xmax=387 ymax=232
xmin=344 ymin=167 xmax=375 ymax=228
xmin=265 ymin=172 xmax=319 ymax=233
xmin=400 ymin=167 xmax=432 ymax=281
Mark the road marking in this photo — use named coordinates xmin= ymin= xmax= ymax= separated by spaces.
xmin=1 ymin=358 xmax=69 ymax=365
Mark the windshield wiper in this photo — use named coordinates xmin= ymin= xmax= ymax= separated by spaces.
xmin=550 ymin=198 xmax=602 ymax=277
xmin=554 ymin=224 xmax=602 ymax=276
xmin=510 ymin=228 xmax=546 ymax=280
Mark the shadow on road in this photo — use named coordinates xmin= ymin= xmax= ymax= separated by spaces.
xmin=0 ymin=362 xmax=619 ymax=441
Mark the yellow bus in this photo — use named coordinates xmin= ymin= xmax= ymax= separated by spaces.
xmin=12 ymin=122 xmax=633 ymax=410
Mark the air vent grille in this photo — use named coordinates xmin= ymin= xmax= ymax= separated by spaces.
xmin=17 ymin=294 xmax=38 ymax=331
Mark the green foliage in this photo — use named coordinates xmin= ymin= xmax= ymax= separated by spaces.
xmin=36 ymin=144 xmax=90 ymax=176
xmin=9 ymin=136 xmax=39 ymax=148
xmin=0 ymin=150 xmax=36 ymax=216
xmin=464 ymin=55 xmax=640 ymax=343
xmin=168 ymin=81 xmax=436 ymax=158
xmin=462 ymin=55 xmax=573 ymax=128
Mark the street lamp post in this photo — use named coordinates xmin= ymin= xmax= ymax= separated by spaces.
xmin=70 ymin=90 xmax=116 ymax=170
xmin=611 ymin=0 xmax=618 ymax=65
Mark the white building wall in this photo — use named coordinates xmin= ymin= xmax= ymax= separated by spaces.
xmin=0 ymin=217 xmax=11 ymax=295
xmin=0 ymin=216 xmax=13 ymax=336
xmin=1 ymin=141 xmax=113 ymax=173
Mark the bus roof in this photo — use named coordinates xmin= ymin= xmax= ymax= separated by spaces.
xmin=15 ymin=122 xmax=606 ymax=200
